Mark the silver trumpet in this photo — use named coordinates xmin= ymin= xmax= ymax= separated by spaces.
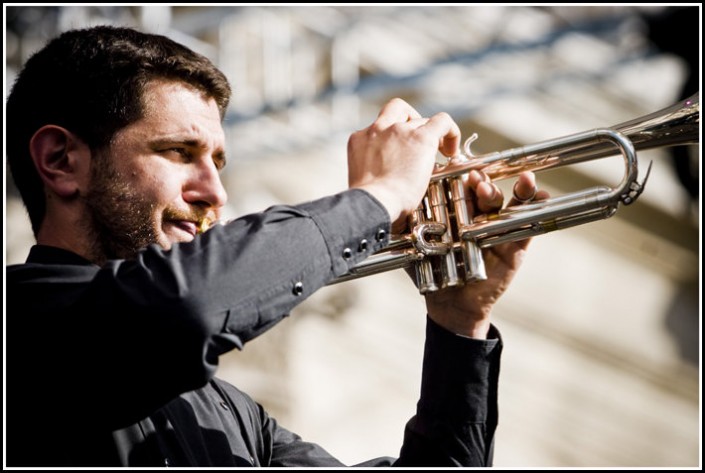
xmin=334 ymin=93 xmax=700 ymax=294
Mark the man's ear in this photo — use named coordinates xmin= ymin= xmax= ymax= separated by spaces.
xmin=29 ymin=125 xmax=91 ymax=198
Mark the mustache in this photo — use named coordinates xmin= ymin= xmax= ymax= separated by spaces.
xmin=163 ymin=208 xmax=216 ymax=232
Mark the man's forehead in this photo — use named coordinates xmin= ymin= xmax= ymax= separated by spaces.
xmin=141 ymin=79 xmax=219 ymax=113
xmin=131 ymin=80 xmax=225 ymax=140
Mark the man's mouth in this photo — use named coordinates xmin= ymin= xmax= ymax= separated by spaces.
xmin=167 ymin=220 xmax=199 ymax=238
xmin=162 ymin=208 xmax=217 ymax=241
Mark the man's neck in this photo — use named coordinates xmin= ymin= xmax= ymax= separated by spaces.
xmin=36 ymin=211 xmax=101 ymax=265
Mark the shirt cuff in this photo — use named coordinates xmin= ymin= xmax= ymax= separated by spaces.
xmin=297 ymin=188 xmax=391 ymax=277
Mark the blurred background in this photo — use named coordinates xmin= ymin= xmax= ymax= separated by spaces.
xmin=4 ymin=4 xmax=701 ymax=468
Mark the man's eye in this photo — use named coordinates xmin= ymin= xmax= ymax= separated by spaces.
xmin=166 ymin=148 xmax=191 ymax=160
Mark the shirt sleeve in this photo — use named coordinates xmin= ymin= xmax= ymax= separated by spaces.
xmin=394 ymin=317 xmax=502 ymax=467
xmin=8 ymin=188 xmax=390 ymax=429
xmin=162 ymin=187 xmax=391 ymax=346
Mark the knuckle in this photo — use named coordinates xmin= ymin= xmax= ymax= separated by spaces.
xmin=347 ymin=131 xmax=363 ymax=151
xmin=367 ymin=121 xmax=385 ymax=135
xmin=432 ymin=111 xmax=451 ymax=122
xmin=387 ymin=97 xmax=408 ymax=108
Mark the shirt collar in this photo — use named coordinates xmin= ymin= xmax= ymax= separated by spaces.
xmin=26 ymin=245 xmax=96 ymax=266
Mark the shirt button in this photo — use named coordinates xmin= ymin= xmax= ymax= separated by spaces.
xmin=220 ymin=401 xmax=230 ymax=410
xmin=358 ymin=239 xmax=368 ymax=252
xmin=376 ymin=229 xmax=386 ymax=241
xmin=342 ymin=248 xmax=352 ymax=259
xmin=293 ymin=281 xmax=304 ymax=296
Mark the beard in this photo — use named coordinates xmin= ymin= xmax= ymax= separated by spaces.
xmin=83 ymin=155 xmax=160 ymax=263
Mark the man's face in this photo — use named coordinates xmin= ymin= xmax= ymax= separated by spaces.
xmin=84 ymin=79 xmax=228 ymax=261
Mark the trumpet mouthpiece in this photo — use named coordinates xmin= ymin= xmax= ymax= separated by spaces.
xmin=197 ymin=218 xmax=213 ymax=235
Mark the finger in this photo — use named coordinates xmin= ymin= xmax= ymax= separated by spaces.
xmin=476 ymin=181 xmax=504 ymax=213
xmin=375 ymin=98 xmax=423 ymax=128
xmin=464 ymin=170 xmax=500 ymax=214
xmin=420 ymin=112 xmax=461 ymax=157
xmin=508 ymin=171 xmax=538 ymax=206
xmin=534 ymin=189 xmax=550 ymax=201
xmin=467 ymin=169 xmax=489 ymax=189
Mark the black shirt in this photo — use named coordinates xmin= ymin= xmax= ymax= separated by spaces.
xmin=6 ymin=189 xmax=502 ymax=466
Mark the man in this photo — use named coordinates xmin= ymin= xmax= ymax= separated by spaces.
xmin=6 ymin=25 xmax=544 ymax=466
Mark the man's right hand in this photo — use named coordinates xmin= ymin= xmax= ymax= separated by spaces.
xmin=347 ymin=98 xmax=461 ymax=232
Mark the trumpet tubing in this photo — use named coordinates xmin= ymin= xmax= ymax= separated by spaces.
xmin=334 ymin=93 xmax=700 ymax=293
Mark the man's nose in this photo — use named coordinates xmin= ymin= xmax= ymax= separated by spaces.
xmin=183 ymin=159 xmax=228 ymax=210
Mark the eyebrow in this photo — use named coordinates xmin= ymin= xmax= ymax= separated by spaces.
xmin=150 ymin=137 xmax=227 ymax=170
